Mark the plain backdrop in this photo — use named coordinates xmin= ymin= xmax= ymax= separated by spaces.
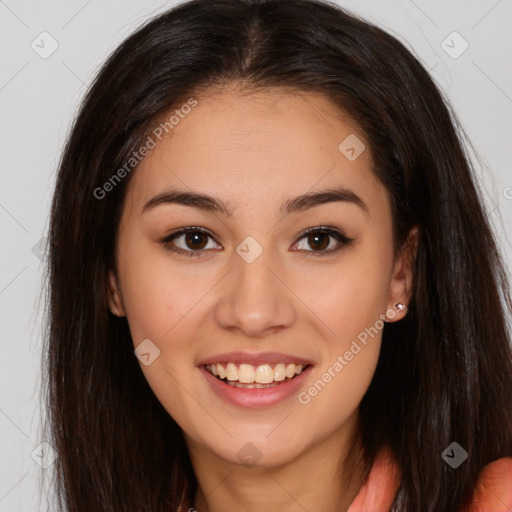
xmin=0 ymin=0 xmax=511 ymax=510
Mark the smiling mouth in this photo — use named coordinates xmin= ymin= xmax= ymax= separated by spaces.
xmin=204 ymin=362 xmax=310 ymax=388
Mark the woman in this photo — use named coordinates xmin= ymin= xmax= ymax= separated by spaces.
xmin=43 ymin=0 xmax=512 ymax=510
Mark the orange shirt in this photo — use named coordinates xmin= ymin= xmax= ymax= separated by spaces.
xmin=347 ymin=446 xmax=512 ymax=512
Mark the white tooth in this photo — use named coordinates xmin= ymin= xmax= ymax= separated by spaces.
xmin=214 ymin=361 xmax=305 ymax=382
xmin=285 ymin=363 xmax=296 ymax=379
xmin=225 ymin=362 xmax=239 ymax=381
xmin=255 ymin=364 xmax=274 ymax=384
xmin=217 ymin=364 xmax=226 ymax=379
xmin=238 ymin=363 xmax=255 ymax=383
xmin=273 ymin=363 xmax=287 ymax=381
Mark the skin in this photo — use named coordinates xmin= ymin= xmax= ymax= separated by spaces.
xmin=108 ymin=83 xmax=418 ymax=512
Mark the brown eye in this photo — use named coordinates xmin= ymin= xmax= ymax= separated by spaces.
xmin=293 ymin=227 xmax=354 ymax=256
xmin=183 ymin=232 xmax=209 ymax=250
xmin=306 ymin=232 xmax=330 ymax=251
xmin=162 ymin=227 xmax=221 ymax=258
xmin=162 ymin=226 xmax=353 ymax=259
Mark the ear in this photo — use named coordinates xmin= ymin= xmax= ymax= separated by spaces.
xmin=386 ymin=226 xmax=419 ymax=322
xmin=107 ymin=269 xmax=126 ymax=317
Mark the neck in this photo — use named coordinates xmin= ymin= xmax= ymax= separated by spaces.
xmin=185 ymin=412 xmax=365 ymax=512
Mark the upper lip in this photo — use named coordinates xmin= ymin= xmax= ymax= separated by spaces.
xmin=198 ymin=351 xmax=313 ymax=367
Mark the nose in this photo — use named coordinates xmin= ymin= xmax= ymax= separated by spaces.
xmin=214 ymin=248 xmax=297 ymax=338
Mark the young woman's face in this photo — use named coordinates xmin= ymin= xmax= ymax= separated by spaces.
xmin=108 ymin=85 xmax=414 ymax=469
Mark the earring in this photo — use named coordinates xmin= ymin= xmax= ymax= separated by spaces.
xmin=393 ymin=302 xmax=407 ymax=311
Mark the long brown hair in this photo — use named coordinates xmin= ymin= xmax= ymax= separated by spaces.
xmin=43 ymin=0 xmax=512 ymax=510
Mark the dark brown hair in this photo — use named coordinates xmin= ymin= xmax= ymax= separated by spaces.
xmin=43 ymin=0 xmax=512 ymax=510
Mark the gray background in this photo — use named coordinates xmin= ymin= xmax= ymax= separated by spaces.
xmin=0 ymin=0 xmax=511 ymax=510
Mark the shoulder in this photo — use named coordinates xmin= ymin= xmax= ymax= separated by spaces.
xmin=347 ymin=445 xmax=401 ymax=512
xmin=468 ymin=456 xmax=512 ymax=512
xmin=348 ymin=450 xmax=512 ymax=512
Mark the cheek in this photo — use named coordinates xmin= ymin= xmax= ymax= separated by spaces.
xmin=290 ymin=237 xmax=392 ymax=413
xmin=293 ymin=240 xmax=393 ymax=340
xmin=119 ymin=264 xmax=177 ymax=346
xmin=116 ymin=246 xmax=210 ymax=427
xmin=117 ymin=236 xmax=202 ymax=345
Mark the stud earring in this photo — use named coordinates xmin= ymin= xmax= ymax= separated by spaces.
xmin=393 ymin=302 xmax=407 ymax=311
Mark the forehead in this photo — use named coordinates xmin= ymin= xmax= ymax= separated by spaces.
xmin=124 ymin=85 xmax=387 ymax=218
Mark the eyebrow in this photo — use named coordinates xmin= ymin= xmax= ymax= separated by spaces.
xmin=142 ymin=186 xmax=368 ymax=217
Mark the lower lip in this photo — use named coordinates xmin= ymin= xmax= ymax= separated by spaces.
xmin=200 ymin=365 xmax=313 ymax=409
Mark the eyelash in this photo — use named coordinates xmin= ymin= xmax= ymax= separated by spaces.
xmin=161 ymin=226 xmax=354 ymax=259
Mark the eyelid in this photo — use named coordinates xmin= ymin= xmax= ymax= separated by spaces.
xmin=162 ymin=225 xmax=215 ymax=241
xmin=161 ymin=226 xmax=220 ymax=257
xmin=161 ymin=225 xmax=354 ymax=257
xmin=291 ymin=225 xmax=354 ymax=257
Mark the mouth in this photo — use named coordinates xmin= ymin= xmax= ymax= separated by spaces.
xmin=204 ymin=362 xmax=311 ymax=389
xmin=198 ymin=352 xmax=314 ymax=408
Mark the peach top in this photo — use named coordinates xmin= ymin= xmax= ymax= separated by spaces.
xmin=347 ymin=447 xmax=512 ymax=512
